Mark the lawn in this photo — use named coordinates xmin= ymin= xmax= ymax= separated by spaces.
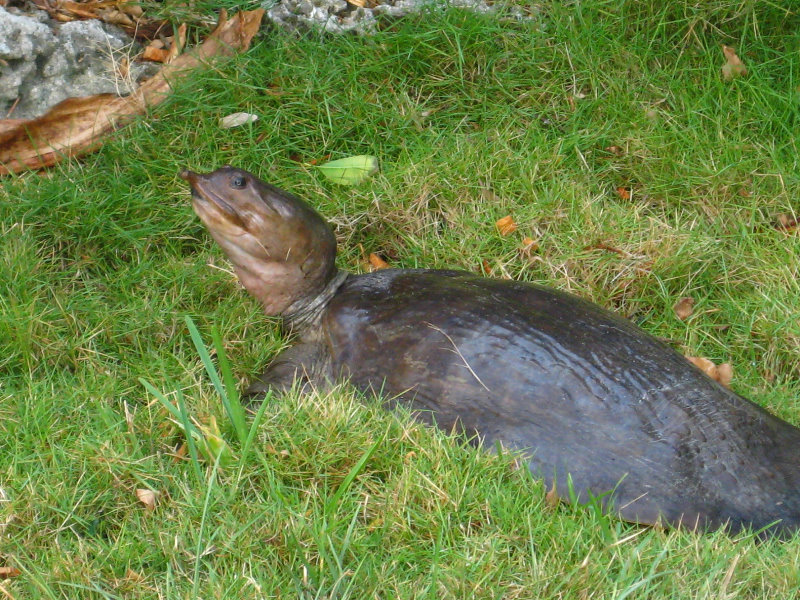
xmin=1 ymin=1 xmax=800 ymax=597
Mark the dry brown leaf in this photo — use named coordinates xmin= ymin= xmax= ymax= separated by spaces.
xmin=716 ymin=363 xmax=733 ymax=388
xmin=615 ymin=186 xmax=631 ymax=200
xmin=136 ymin=488 xmax=157 ymax=511
xmin=168 ymin=23 xmax=188 ymax=62
xmin=686 ymin=356 xmax=733 ymax=388
xmin=776 ymin=213 xmax=799 ymax=232
xmin=673 ymin=297 xmax=695 ymax=321
xmin=687 ymin=356 xmax=717 ymax=380
xmin=496 ymin=215 xmax=517 ymax=236
xmin=721 ymin=45 xmax=747 ymax=81
xmin=124 ymin=568 xmax=145 ymax=583
xmin=0 ymin=9 xmax=264 ymax=175
xmin=519 ymin=236 xmax=539 ymax=255
xmin=141 ymin=45 xmax=169 ymax=63
xmin=368 ymin=253 xmax=390 ymax=271
xmin=121 ymin=2 xmax=144 ymax=19
xmin=219 ymin=112 xmax=259 ymax=129
xmin=30 ymin=0 xmax=166 ymax=40
xmin=0 ymin=566 xmax=21 ymax=579
xmin=545 ymin=482 xmax=560 ymax=510
xmin=605 ymin=145 xmax=624 ymax=156
xmin=99 ymin=7 xmax=135 ymax=28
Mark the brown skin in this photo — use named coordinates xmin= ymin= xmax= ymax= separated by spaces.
xmin=181 ymin=166 xmax=336 ymax=317
xmin=185 ymin=166 xmax=800 ymax=537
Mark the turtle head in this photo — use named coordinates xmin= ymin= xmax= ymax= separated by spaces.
xmin=181 ymin=166 xmax=337 ymax=316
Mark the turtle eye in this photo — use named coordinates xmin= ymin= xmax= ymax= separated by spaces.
xmin=230 ymin=175 xmax=247 ymax=189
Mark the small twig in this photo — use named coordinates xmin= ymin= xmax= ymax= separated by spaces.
xmin=426 ymin=323 xmax=490 ymax=393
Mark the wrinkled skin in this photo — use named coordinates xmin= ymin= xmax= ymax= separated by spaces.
xmin=184 ymin=166 xmax=800 ymax=537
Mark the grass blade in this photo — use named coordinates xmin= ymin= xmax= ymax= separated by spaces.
xmin=325 ymin=425 xmax=387 ymax=516
xmin=211 ymin=325 xmax=247 ymax=446
xmin=139 ymin=378 xmax=205 ymax=483
xmin=185 ymin=316 xmax=227 ymax=402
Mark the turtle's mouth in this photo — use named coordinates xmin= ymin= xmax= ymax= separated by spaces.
xmin=181 ymin=170 xmax=247 ymax=230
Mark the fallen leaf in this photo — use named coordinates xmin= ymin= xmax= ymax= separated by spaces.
xmin=686 ymin=356 xmax=733 ymax=388
xmin=0 ymin=9 xmax=264 ymax=175
xmin=0 ymin=566 xmax=21 ymax=579
xmin=368 ymin=253 xmax=389 ymax=271
xmin=31 ymin=0 xmax=167 ymax=40
xmin=124 ymin=568 xmax=145 ymax=583
xmin=519 ymin=236 xmax=539 ymax=255
xmin=716 ymin=363 xmax=733 ymax=388
xmin=121 ymin=3 xmax=144 ymax=18
xmin=99 ymin=7 xmax=135 ymax=28
xmin=142 ymin=46 xmax=169 ymax=63
xmin=316 ymin=155 xmax=379 ymax=185
xmin=615 ymin=186 xmax=631 ymax=200
xmin=721 ymin=45 xmax=747 ymax=81
xmin=219 ymin=112 xmax=259 ymax=129
xmin=165 ymin=23 xmax=188 ymax=63
xmin=605 ymin=145 xmax=624 ymax=156
xmin=545 ymin=482 xmax=560 ymax=510
xmin=673 ymin=297 xmax=695 ymax=321
xmin=686 ymin=356 xmax=716 ymax=379
xmin=481 ymin=259 xmax=492 ymax=275
xmin=496 ymin=215 xmax=517 ymax=236
xmin=776 ymin=213 xmax=799 ymax=232
xmin=136 ymin=488 xmax=157 ymax=511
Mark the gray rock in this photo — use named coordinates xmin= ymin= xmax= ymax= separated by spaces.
xmin=265 ymin=0 xmax=528 ymax=34
xmin=0 ymin=5 xmax=158 ymax=120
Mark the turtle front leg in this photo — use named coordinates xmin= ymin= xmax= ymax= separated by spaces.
xmin=242 ymin=342 xmax=333 ymax=403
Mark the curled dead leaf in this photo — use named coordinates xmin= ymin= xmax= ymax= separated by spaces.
xmin=169 ymin=23 xmax=188 ymax=62
xmin=0 ymin=566 xmax=21 ymax=579
xmin=615 ymin=186 xmax=631 ymax=200
xmin=776 ymin=213 xmax=799 ymax=233
xmin=687 ymin=356 xmax=715 ymax=378
xmin=368 ymin=253 xmax=390 ymax=271
xmin=721 ymin=45 xmax=747 ymax=81
xmin=496 ymin=215 xmax=517 ymax=236
xmin=136 ymin=488 xmax=158 ymax=511
xmin=219 ymin=112 xmax=259 ymax=129
xmin=673 ymin=297 xmax=695 ymax=321
xmin=519 ymin=236 xmax=539 ymax=255
xmin=124 ymin=568 xmax=145 ymax=583
xmin=545 ymin=482 xmax=560 ymax=510
xmin=686 ymin=356 xmax=733 ymax=388
xmin=121 ymin=3 xmax=144 ymax=18
xmin=716 ymin=363 xmax=733 ymax=388
xmin=142 ymin=46 xmax=169 ymax=63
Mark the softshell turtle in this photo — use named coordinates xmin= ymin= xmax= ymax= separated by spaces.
xmin=182 ymin=165 xmax=800 ymax=536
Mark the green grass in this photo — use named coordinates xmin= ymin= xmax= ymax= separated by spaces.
xmin=2 ymin=1 xmax=800 ymax=597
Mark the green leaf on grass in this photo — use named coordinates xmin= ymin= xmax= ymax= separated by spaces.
xmin=316 ymin=155 xmax=379 ymax=185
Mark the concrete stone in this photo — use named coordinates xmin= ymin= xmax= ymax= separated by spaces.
xmin=0 ymin=5 xmax=158 ymax=120
xmin=265 ymin=0 xmax=527 ymax=34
